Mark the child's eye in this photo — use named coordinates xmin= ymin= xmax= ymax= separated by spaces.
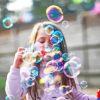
xmin=38 ymin=38 xmax=45 ymax=43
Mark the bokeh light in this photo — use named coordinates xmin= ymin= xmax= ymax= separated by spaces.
xmin=2 ymin=16 xmax=13 ymax=29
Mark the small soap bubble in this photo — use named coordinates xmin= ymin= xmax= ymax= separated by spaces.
xmin=46 ymin=5 xmax=64 ymax=23
xmin=52 ymin=31 xmax=63 ymax=43
xmin=45 ymin=46 xmax=52 ymax=52
xmin=59 ymin=85 xmax=72 ymax=95
xmin=44 ymin=25 xmax=54 ymax=35
xmin=2 ymin=16 xmax=13 ymax=29
xmin=50 ymin=35 xmax=59 ymax=45
xmin=43 ymin=66 xmax=57 ymax=74
xmin=35 ymin=55 xmax=42 ymax=63
xmin=62 ymin=20 xmax=69 ymax=28
xmin=30 ymin=66 xmax=39 ymax=77
xmin=62 ymin=53 xmax=69 ymax=62
xmin=53 ymin=52 xmax=61 ymax=60
xmin=44 ymin=54 xmax=52 ymax=62
xmin=79 ymin=80 xmax=88 ymax=89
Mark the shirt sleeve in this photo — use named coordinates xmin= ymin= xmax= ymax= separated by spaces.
xmin=5 ymin=66 xmax=27 ymax=100
xmin=73 ymin=87 xmax=96 ymax=100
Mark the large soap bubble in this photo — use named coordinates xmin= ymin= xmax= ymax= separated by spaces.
xmin=46 ymin=5 xmax=64 ymax=23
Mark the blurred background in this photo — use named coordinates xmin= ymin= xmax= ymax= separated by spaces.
xmin=0 ymin=0 xmax=100 ymax=99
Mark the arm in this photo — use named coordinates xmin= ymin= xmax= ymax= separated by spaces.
xmin=5 ymin=66 xmax=27 ymax=100
xmin=73 ymin=87 xmax=96 ymax=100
xmin=5 ymin=47 xmax=27 ymax=100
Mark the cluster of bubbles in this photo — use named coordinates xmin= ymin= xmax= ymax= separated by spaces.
xmin=19 ymin=25 xmax=81 ymax=94
xmin=20 ymin=66 xmax=39 ymax=89
xmin=2 ymin=16 xmax=13 ymax=29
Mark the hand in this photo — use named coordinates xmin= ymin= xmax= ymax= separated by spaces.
xmin=12 ymin=47 xmax=25 ymax=69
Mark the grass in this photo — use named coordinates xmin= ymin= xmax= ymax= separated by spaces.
xmin=0 ymin=76 xmax=6 ymax=99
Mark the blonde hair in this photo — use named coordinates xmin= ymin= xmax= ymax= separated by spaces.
xmin=29 ymin=21 xmax=60 ymax=45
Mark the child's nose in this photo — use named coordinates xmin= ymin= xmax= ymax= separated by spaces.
xmin=45 ymin=41 xmax=51 ymax=48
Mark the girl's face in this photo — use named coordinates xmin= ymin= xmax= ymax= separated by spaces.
xmin=34 ymin=27 xmax=52 ymax=50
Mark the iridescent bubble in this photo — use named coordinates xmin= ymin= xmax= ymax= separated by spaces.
xmin=59 ymin=85 xmax=72 ymax=95
xmin=45 ymin=46 xmax=52 ymax=52
xmin=79 ymin=80 xmax=88 ymax=89
xmin=57 ymin=60 xmax=64 ymax=71
xmin=70 ymin=56 xmax=81 ymax=69
xmin=2 ymin=16 xmax=13 ymax=29
xmin=43 ymin=67 xmax=56 ymax=74
xmin=64 ymin=61 xmax=80 ymax=78
xmin=62 ymin=53 xmax=69 ymax=62
xmin=52 ymin=31 xmax=64 ymax=43
xmin=23 ymin=52 xmax=35 ymax=64
xmin=44 ymin=54 xmax=52 ymax=62
xmin=43 ymin=74 xmax=55 ymax=85
xmin=25 ymin=77 xmax=35 ymax=87
xmin=35 ymin=54 xmax=42 ymax=63
xmin=52 ymin=51 xmax=61 ymax=60
xmin=46 ymin=5 xmax=64 ymax=23
xmin=44 ymin=25 xmax=54 ymax=35
xmin=50 ymin=35 xmax=59 ymax=45
xmin=53 ymin=45 xmax=60 ymax=51
xmin=62 ymin=20 xmax=69 ymax=28
xmin=56 ymin=97 xmax=66 ymax=100
xmin=29 ymin=66 xmax=39 ymax=77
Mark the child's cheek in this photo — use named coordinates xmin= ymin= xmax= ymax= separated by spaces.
xmin=34 ymin=42 xmax=44 ymax=50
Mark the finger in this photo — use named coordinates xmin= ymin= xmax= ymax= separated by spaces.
xmin=18 ymin=47 xmax=25 ymax=52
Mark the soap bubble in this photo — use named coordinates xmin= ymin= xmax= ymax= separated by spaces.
xmin=79 ymin=80 xmax=88 ymax=89
xmin=43 ymin=66 xmax=57 ymax=74
xmin=50 ymin=35 xmax=59 ymax=45
xmin=43 ymin=54 xmax=52 ymax=62
xmin=46 ymin=5 xmax=64 ymax=23
xmin=45 ymin=46 xmax=52 ymax=52
xmin=44 ymin=24 xmax=54 ymax=35
xmin=59 ymin=85 xmax=72 ymax=95
xmin=64 ymin=61 xmax=80 ymax=78
xmin=52 ymin=31 xmax=64 ymax=43
xmin=29 ymin=66 xmax=39 ymax=77
xmin=62 ymin=53 xmax=69 ymax=62
xmin=52 ymin=51 xmax=61 ymax=60
xmin=62 ymin=20 xmax=69 ymax=28
xmin=2 ymin=16 xmax=13 ymax=29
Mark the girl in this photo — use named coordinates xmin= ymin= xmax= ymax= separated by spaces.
xmin=5 ymin=21 xmax=96 ymax=100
